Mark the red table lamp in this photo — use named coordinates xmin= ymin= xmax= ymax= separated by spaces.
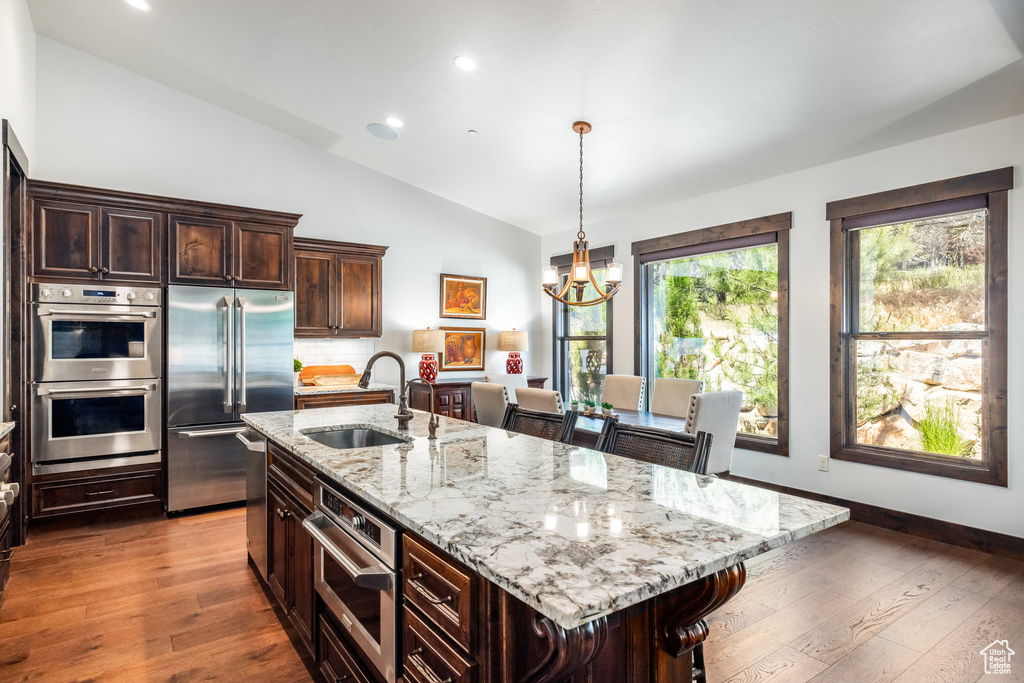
xmin=498 ymin=329 xmax=529 ymax=374
xmin=412 ymin=327 xmax=445 ymax=382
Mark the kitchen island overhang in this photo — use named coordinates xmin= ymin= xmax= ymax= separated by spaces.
xmin=244 ymin=404 xmax=849 ymax=681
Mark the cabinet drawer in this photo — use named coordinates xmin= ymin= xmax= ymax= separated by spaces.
xmin=32 ymin=468 xmax=162 ymax=518
xmin=268 ymin=441 xmax=314 ymax=511
xmin=294 ymin=390 xmax=394 ymax=410
xmin=403 ymin=605 xmax=476 ymax=683
xmin=319 ymin=614 xmax=373 ymax=683
xmin=403 ymin=533 xmax=476 ymax=652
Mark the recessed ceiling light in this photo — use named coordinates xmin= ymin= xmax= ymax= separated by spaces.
xmin=125 ymin=0 xmax=151 ymax=10
xmin=366 ymin=123 xmax=399 ymax=141
xmin=453 ymin=56 xmax=478 ymax=71
xmin=384 ymin=117 xmax=404 ymax=129
xmin=467 ymin=130 xmax=479 ymax=137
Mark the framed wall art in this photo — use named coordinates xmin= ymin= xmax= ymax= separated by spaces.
xmin=440 ymin=274 xmax=487 ymax=320
xmin=439 ymin=326 xmax=486 ymax=372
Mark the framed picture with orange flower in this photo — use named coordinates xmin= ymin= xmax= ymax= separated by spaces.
xmin=439 ymin=274 xmax=487 ymax=320
xmin=439 ymin=327 xmax=486 ymax=372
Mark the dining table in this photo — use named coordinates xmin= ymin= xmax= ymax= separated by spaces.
xmin=572 ymin=407 xmax=688 ymax=449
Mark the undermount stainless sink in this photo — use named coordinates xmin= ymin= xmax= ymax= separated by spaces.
xmin=303 ymin=428 xmax=409 ymax=449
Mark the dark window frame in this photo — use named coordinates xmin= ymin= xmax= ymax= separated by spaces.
xmin=631 ymin=213 xmax=791 ymax=456
xmin=551 ymin=246 xmax=615 ymax=401
xmin=827 ymin=168 xmax=1012 ymax=487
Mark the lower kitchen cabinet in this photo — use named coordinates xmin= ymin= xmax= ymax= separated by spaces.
xmin=319 ymin=614 xmax=376 ymax=683
xmin=266 ymin=453 xmax=315 ymax=656
xmin=31 ymin=461 xmax=163 ymax=519
xmin=0 ymin=513 xmax=11 ymax=591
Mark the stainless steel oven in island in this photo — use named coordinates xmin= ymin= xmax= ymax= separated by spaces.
xmin=166 ymin=286 xmax=293 ymax=511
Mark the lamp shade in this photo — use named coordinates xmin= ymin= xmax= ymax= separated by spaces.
xmin=497 ymin=329 xmax=529 ymax=352
xmin=411 ymin=328 xmax=445 ymax=353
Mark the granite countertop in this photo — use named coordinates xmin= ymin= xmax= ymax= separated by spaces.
xmin=243 ymin=404 xmax=849 ymax=630
xmin=294 ymin=383 xmax=397 ymax=397
xmin=0 ymin=422 xmax=14 ymax=439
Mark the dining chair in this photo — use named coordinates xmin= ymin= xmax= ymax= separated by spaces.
xmin=685 ymin=390 xmax=743 ymax=475
xmin=500 ymin=404 xmax=578 ymax=444
xmin=485 ymin=374 xmax=529 ymax=402
xmin=471 ymin=382 xmax=509 ymax=428
xmin=651 ymin=378 xmax=702 ymax=418
xmin=514 ymin=388 xmax=564 ymax=414
xmin=600 ymin=374 xmax=646 ymax=411
xmin=596 ymin=418 xmax=712 ymax=473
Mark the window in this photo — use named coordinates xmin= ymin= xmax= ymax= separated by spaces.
xmin=827 ymin=168 xmax=1011 ymax=486
xmin=552 ymin=247 xmax=613 ymax=404
xmin=633 ymin=213 xmax=790 ymax=455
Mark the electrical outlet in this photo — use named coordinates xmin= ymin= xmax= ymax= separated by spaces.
xmin=818 ymin=455 xmax=830 ymax=472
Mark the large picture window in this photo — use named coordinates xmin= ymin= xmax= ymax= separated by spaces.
xmin=633 ymin=214 xmax=790 ymax=455
xmin=827 ymin=168 xmax=1011 ymax=486
xmin=552 ymin=247 xmax=613 ymax=404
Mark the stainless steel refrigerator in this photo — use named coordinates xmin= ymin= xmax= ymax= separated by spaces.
xmin=166 ymin=286 xmax=293 ymax=511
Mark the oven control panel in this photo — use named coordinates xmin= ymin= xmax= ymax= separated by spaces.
xmin=323 ymin=487 xmax=383 ymax=548
xmin=33 ymin=283 xmax=162 ymax=306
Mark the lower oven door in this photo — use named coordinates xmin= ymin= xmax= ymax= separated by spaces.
xmin=303 ymin=510 xmax=397 ymax=683
xmin=31 ymin=379 xmax=162 ymax=464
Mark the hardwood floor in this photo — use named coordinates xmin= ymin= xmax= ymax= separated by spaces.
xmin=0 ymin=507 xmax=313 ymax=682
xmin=706 ymin=521 xmax=1024 ymax=683
xmin=1 ymin=510 xmax=1022 ymax=682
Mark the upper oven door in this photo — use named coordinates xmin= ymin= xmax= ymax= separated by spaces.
xmin=31 ymin=379 xmax=162 ymax=463
xmin=32 ymin=303 xmax=162 ymax=382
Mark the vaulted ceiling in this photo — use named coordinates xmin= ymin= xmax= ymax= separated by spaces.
xmin=28 ymin=0 xmax=1024 ymax=234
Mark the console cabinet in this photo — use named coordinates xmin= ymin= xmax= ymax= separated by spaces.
xmin=408 ymin=377 xmax=547 ymax=422
xmin=294 ymin=389 xmax=395 ymax=410
xmin=294 ymin=237 xmax=387 ymax=338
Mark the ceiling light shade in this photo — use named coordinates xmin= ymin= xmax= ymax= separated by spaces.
xmin=542 ymin=122 xmax=622 ymax=307
xmin=384 ymin=116 xmax=404 ymax=128
xmin=497 ymin=329 xmax=529 ymax=352
xmin=453 ymin=55 xmax=478 ymax=71
xmin=125 ymin=0 xmax=151 ymax=9
xmin=411 ymin=328 xmax=445 ymax=352
xmin=367 ymin=123 xmax=399 ymax=140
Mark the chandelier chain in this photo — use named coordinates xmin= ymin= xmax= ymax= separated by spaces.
xmin=578 ymin=128 xmax=585 ymax=242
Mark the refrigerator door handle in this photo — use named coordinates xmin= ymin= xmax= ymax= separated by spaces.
xmin=237 ymin=297 xmax=247 ymax=413
xmin=223 ymin=295 xmax=234 ymax=413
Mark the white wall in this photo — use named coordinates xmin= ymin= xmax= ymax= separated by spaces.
xmin=33 ymin=38 xmax=542 ymax=388
xmin=0 ymin=0 xmax=35 ymax=158
xmin=541 ymin=114 xmax=1024 ymax=538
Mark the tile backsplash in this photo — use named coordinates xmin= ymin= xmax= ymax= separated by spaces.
xmin=293 ymin=338 xmax=377 ymax=371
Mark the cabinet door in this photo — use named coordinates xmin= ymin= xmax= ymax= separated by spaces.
xmin=100 ymin=208 xmax=163 ymax=283
xmin=267 ymin=482 xmax=289 ymax=610
xmin=337 ymin=255 xmax=382 ymax=337
xmin=168 ymin=215 xmax=233 ymax=285
xmin=294 ymin=249 xmax=335 ymax=337
xmin=234 ymin=223 xmax=292 ymax=290
xmin=289 ymin=504 xmax=315 ymax=654
xmin=435 ymin=388 xmax=473 ymax=421
xmin=32 ymin=200 xmax=100 ymax=280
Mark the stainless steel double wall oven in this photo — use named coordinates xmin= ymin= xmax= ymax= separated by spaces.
xmin=31 ymin=283 xmax=163 ymax=473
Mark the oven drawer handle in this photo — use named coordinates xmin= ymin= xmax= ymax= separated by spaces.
xmin=179 ymin=427 xmax=248 ymax=438
xmin=40 ymin=383 xmax=156 ymax=396
xmin=38 ymin=309 xmax=157 ymax=319
xmin=302 ymin=512 xmax=394 ymax=592
xmin=406 ymin=648 xmax=453 ymax=683
xmin=408 ymin=574 xmax=454 ymax=605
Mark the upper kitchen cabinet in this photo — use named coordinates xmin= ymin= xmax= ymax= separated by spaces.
xmin=294 ymin=237 xmax=387 ymax=338
xmin=27 ymin=180 xmax=300 ymax=289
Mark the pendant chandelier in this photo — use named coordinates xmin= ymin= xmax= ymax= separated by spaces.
xmin=541 ymin=121 xmax=623 ymax=307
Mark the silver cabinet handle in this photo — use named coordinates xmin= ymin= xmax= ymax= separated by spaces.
xmin=235 ymin=431 xmax=266 ymax=451
xmin=223 ymin=296 xmax=233 ymax=413
xmin=38 ymin=309 xmax=157 ymax=319
xmin=236 ymin=297 xmax=247 ymax=413
xmin=302 ymin=512 xmax=393 ymax=591
xmin=179 ymin=427 xmax=248 ymax=438
xmin=40 ymin=383 xmax=156 ymax=396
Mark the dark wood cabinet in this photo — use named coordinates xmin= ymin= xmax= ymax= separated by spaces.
xmin=30 ymin=461 xmax=163 ymax=519
xmin=100 ymin=207 xmax=162 ymax=282
xmin=294 ymin=237 xmax=387 ymax=338
xmin=319 ymin=614 xmax=375 ymax=683
xmin=27 ymin=181 xmax=299 ymax=290
xmin=0 ymin=434 xmax=12 ymax=591
xmin=294 ymin=389 xmax=395 ymax=410
xmin=266 ymin=443 xmax=315 ymax=656
xmin=409 ymin=377 xmax=548 ymax=423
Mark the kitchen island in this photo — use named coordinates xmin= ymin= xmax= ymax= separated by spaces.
xmin=244 ymin=404 xmax=848 ymax=683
